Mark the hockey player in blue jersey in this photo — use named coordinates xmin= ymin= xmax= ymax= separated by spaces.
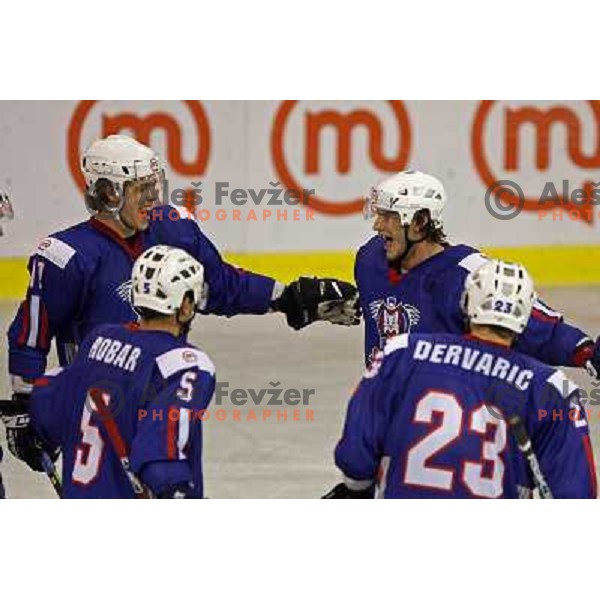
xmin=358 ymin=169 xmax=599 ymax=375
xmin=326 ymin=260 xmax=598 ymax=499
xmin=3 ymin=134 xmax=359 ymax=487
xmin=7 ymin=245 xmax=217 ymax=498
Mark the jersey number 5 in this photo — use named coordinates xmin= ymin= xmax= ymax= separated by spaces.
xmin=72 ymin=390 xmax=112 ymax=485
xmin=404 ymin=391 xmax=507 ymax=498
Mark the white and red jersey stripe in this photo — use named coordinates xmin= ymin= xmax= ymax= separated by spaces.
xmin=531 ymin=298 xmax=562 ymax=323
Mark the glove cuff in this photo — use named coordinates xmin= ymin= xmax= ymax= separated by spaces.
xmin=572 ymin=341 xmax=594 ymax=367
xmin=11 ymin=375 xmax=34 ymax=395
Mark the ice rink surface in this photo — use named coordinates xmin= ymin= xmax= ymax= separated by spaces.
xmin=2 ymin=286 xmax=600 ymax=498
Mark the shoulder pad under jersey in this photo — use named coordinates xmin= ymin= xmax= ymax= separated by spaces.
xmin=35 ymin=236 xmax=76 ymax=269
xmin=155 ymin=347 xmax=215 ymax=380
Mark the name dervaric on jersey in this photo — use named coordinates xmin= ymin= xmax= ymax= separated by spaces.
xmin=409 ymin=337 xmax=535 ymax=390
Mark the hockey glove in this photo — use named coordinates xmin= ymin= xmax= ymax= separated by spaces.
xmin=587 ymin=338 xmax=600 ymax=379
xmin=321 ymin=482 xmax=375 ymax=499
xmin=156 ymin=482 xmax=197 ymax=499
xmin=0 ymin=395 xmax=56 ymax=472
xmin=272 ymin=277 xmax=361 ymax=330
xmin=572 ymin=337 xmax=600 ymax=379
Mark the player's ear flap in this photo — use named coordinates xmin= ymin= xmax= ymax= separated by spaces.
xmin=86 ymin=178 xmax=118 ymax=212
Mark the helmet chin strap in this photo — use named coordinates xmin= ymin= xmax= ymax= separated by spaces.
xmin=390 ymin=224 xmax=427 ymax=271
xmin=116 ymin=207 xmax=137 ymax=238
xmin=113 ymin=188 xmax=139 ymax=238
xmin=94 ymin=182 xmax=137 ymax=238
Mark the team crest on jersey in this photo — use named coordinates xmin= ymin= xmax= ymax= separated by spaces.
xmin=116 ymin=279 xmax=132 ymax=303
xmin=369 ymin=297 xmax=420 ymax=344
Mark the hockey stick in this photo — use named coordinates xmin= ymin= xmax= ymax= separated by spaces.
xmin=88 ymin=388 xmax=152 ymax=499
xmin=38 ymin=449 xmax=62 ymax=497
xmin=508 ymin=414 xmax=553 ymax=499
xmin=0 ymin=399 xmax=62 ymax=497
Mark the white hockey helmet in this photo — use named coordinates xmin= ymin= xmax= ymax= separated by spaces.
xmin=462 ymin=259 xmax=535 ymax=334
xmin=81 ymin=134 xmax=165 ymax=212
xmin=365 ymin=169 xmax=446 ymax=227
xmin=131 ymin=245 xmax=207 ymax=316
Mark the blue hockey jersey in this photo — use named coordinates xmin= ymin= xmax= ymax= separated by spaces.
xmin=335 ymin=332 xmax=598 ymax=499
xmin=8 ymin=205 xmax=276 ymax=383
xmin=29 ymin=322 xmax=216 ymax=499
xmin=355 ymin=236 xmax=591 ymax=367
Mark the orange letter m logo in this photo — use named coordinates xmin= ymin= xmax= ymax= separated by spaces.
xmin=102 ymin=110 xmax=207 ymax=176
xmin=304 ymin=109 xmax=407 ymax=175
xmin=504 ymin=104 xmax=600 ymax=171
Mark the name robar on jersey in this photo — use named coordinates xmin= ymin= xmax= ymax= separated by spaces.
xmin=355 ymin=236 xmax=591 ymax=367
xmin=8 ymin=205 xmax=276 ymax=382
xmin=335 ymin=332 xmax=598 ymax=499
xmin=29 ymin=322 xmax=216 ymax=499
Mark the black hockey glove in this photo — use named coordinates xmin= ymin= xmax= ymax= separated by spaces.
xmin=321 ymin=482 xmax=375 ymax=499
xmin=156 ymin=482 xmax=197 ymax=499
xmin=0 ymin=395 xmax=56 ymax=472
xmin=272 ymin=277 xmax=361 ymax=330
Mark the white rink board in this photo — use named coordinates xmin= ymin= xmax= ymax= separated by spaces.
xmin=0 ymin=100 xmax=599 ymax=257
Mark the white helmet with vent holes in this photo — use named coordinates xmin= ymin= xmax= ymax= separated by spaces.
xmin=81 ymin=134 xmax=165 ymax=214
xmin=131 ymin=245 xmax=206 ymax=315
xmin=365 ymin=169 xmax=446 ymax=226
xmin=82 ymin=134 xmax=163 ymax=188
xmin=462 ymin=259 xmax=535 ymax=334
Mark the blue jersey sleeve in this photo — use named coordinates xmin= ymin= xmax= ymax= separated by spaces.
xmin=130 ymin=361 xmax=215 ymax=495
xmin=530 ymin=373 xmax=597 ymax=498
xmin=152 ymin=207 xmax=277 ymax=316
xmin=335 ymin=335 xmax=410 ymax=484
xmin=515 ymin=299 xmax=591 ymax=367
xmin=335 ymin=376 xmax=385 ymax=484
xmin=7 ymin=237 xmax=85 ymax=384
xmin=29 ymin=368 xmax=68 ymax=452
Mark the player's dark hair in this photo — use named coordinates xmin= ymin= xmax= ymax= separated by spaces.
xmin=414 ymin=208 xmax=447 ymax=245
